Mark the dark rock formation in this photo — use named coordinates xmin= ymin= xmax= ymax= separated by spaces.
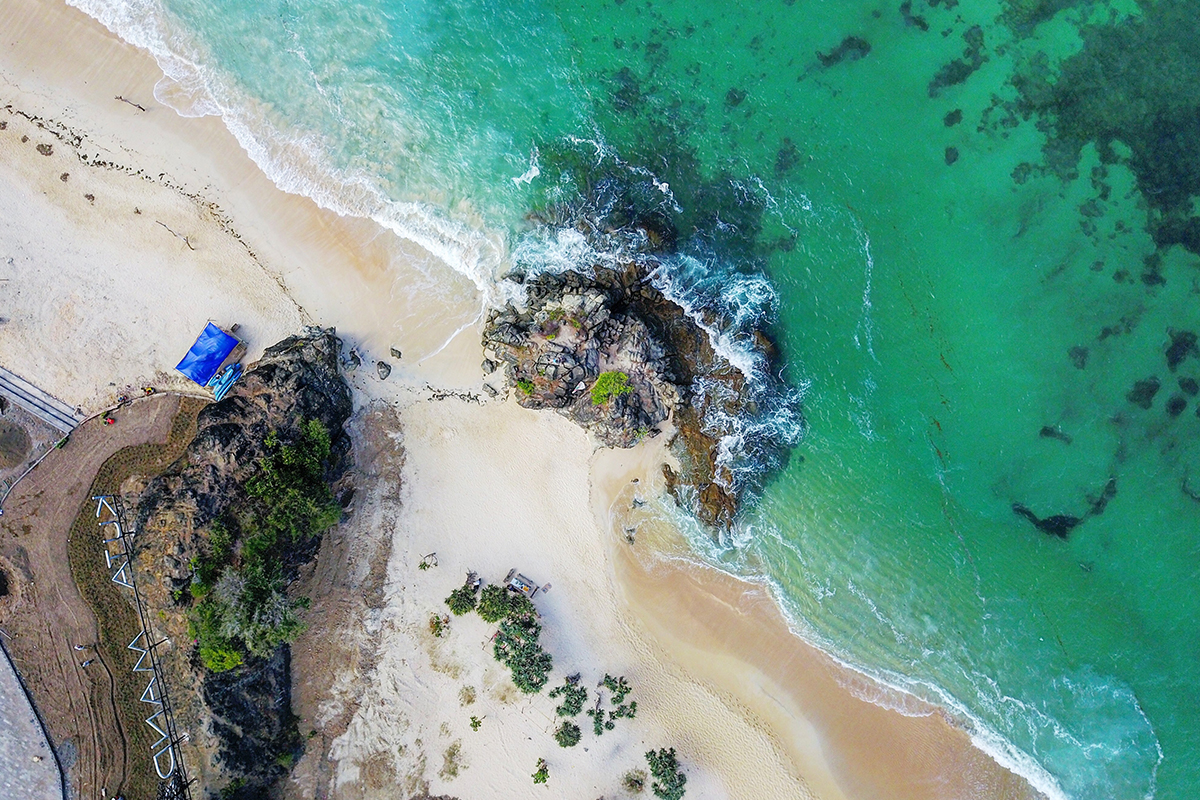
xmin=139 ymin=329 xmax=352 ymax=534
xmin=1165 ymin=329 xmax=1197 ymax=372
xmin=1012 ymin=504 xmax=1080 ymax=539
xmin=482 ymin=263 xmax=796 ymax=529
xmin=202 ymin=648 xmax=300 ymax=798
xmin=1039 ymin=425 xmax=1072 ymax=444
xmin=1179 ymin=376 xmax=1199 ymax=396
xmin=928 ymin=25 xmax=987 ymax=97
xmin=136 ymin=329 xmax=352 ymax=797
xmin=1013 ymin=477 xmax=1116 ymax=540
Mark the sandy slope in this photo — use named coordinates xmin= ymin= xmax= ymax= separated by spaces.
xmin=0 ymin=2 xmax=1041 ymax=799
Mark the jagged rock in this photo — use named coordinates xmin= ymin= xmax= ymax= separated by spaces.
xmin=390 ymin=346 xmax=403 ymax=359
xmin=481 ymin=262 xmax=793 ymax=529
xmin=377 ymin=360 xmax=392 ymax=380
xmin=482 ymin=358 xmax=497 ymax=374
xmin=135 ymin=329 xmax=352 ymax=798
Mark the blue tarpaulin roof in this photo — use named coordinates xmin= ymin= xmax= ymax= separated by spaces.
xmin=176 ymin=323 xmax=239 ymax=386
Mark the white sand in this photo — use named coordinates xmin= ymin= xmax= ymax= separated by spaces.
xmin=0 ymin=2 xmax=1042 ymax=799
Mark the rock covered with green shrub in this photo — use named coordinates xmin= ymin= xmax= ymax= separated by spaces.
xmin=135 ymin=329 xmax=352 ymax=799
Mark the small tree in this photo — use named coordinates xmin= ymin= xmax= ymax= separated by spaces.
xmin=591 ymin=371 xmax=632 ymax=405
xmin=445 ymin=578 xmax=478 ymax=615
xmin=478 ymin=584 xmax=511 ymax=622
xmin=554 ymin=721 xmax=581 ymax=748
xmin=646 ymin=748 xmax=686 ymax=800
xmin=532 ymin=758 xmax=549 ymax=784
xmin=548 ymin=679 xmax=588 ymax=717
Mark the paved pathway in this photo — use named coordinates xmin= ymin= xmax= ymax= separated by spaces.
xmin=0 ymin=642 xmax=62 ymax=800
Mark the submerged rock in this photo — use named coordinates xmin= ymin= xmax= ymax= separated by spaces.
xmin=482 ymin=262 xmax=798 ymax=529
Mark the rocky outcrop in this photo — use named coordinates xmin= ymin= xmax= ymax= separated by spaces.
xmin=137 ymin=329 xmax=352 ymax=536
xmin=134 ymin=329 xmax=352 ymax=799
xmin=482 ymin=262 xmax=795 ymax=529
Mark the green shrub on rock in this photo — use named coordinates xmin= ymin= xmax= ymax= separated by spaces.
xmin=591 ymin=371 xmax=632 ymax=405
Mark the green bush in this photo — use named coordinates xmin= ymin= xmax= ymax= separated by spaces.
xmin=477 ymin=584 xmax=533 ymax=622
xmin=554 ymin=721 xmax=581 ymax=748
xmin=445 ymin=579 xmax=478 ymax=615
xmin=493 ymin=614 xmax=552 ymax=694
xmin=199 ymin=645 xmax=244 ymax=672
xmin=517 ymin=378 xmax=535 ymax=396
xmin=591 ymin=371 xmax=632 ymax=405
xmin=478 ymin=584 xmax=511 ymax=622
xmin=188 ymin=421 xmax=341 ymax=669
xmin=532 ymin=758 xmax=549 ymax=785
xmin=548 ymin=679 xmax=587 ymax=717
xmin=646 ymin=748 xmax=687 ymax=800
xmin=602 ymin=674 xmax=633 ymax=704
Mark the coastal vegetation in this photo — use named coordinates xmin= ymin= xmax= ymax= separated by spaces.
xmin=554 ymin=720 xmax=582 ymax=747
xmin=532 ymin=758 xmax=550 ymax=784
xmin=591 ymin=370 xmax=632 ymax=405
xmin=493 ymin=612 xmax=553 ymax=693
xmin=188 ymin=420 xmax=341 ymax=671
xmin=646 ymin=748 xmax=687 ymax=800
xmin=445 ymin=577 xmax=479 ymax=615
xmin=548 ymin=677 xmax=588 ymax=716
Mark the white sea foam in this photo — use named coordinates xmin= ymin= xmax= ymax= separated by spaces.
xmin=66 ymin=0 xmax=519 ymax=317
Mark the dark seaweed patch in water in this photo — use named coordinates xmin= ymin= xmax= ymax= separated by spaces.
xmin=929 ymin=25 xmax=987 ymax=97
xmin=1011 ymin=0 xmax=1200 ymax=256
xmin=1179 ymin=377 xmax=1199 ymax=396
xmin=775 ymin=138 xmax=801 ymax=177
xmin=816 ymin=36 xmax=871 ymax=68
xmin=944 ymin=108 xmax=963 ymax=126
xmin=1013 ymin=503 xmax=1080 ymax=539
xmin=724 ymin=87 xmax=748 ymax=108
xmin=899 ymin=1 xmax=930 ymax=31
xmin=1068 ymin=345 xmax=1088 ymax=369
xmin=1126 ymin=377 xmax=1161 ymax=410
xmin=1166 ymin=395 xmax=1188 ymax=418
xmin=1040 ymin=425 xmax=1072 ymax=444
xmin=1165 ymin=329 xmax=1198 ymax=372
xmin=944 ymin=146 xmax=959 ymax=165
xmin=1000 ymin=0 xmax=1083 ymax=34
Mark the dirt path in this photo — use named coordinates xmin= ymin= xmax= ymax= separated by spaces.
xmin=0 ymin=394 xmax=179 ymax=800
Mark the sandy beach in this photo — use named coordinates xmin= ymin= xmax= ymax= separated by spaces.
xmin=0 ymin=1 xmax=1043 ymax=798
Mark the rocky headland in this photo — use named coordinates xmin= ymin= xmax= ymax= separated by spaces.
xmin=131 ymin=329 xmax=352 ymax=799
xmin=482 ymin=259 xmax=797 ymax=529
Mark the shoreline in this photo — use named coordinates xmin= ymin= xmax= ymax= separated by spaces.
xmin=0 ymin=1 xmax=1046 ymax=798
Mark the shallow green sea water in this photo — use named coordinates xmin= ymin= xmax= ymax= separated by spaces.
xmin=73 ymin=0 xmax=1200 ymax=796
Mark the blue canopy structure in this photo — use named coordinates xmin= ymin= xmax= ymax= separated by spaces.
xmin=176 ymin=323 xmax=239 ymax=386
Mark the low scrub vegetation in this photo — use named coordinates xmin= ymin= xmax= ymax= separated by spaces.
xmin=591 ymin=370 xmax=632 ymax=405
xmin=188 ymin=421 xmax=340 ymax=671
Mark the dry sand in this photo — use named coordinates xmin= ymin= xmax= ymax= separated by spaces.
xmin=0 ymin=2 xmax=1042 ymax=798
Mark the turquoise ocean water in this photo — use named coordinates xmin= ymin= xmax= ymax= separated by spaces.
xmin=72 ymin=0 xmax=1200 ymax=796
